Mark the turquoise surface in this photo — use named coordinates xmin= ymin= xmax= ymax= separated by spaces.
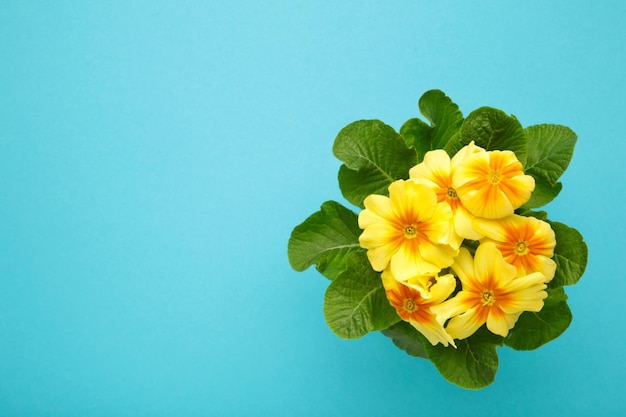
xmin=1 ymin=1 xmax=623 ymax=415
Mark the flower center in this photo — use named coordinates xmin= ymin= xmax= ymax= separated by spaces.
xmin=404 ymin=225 xmax=418 ymax=239
xmin=514 ymin=241 xmax=529 ymax=255
xmin=481 ymin=290 xmax=495 ymax=306
xmin=446 ymin=186 xmax=458 ymax=200
xmin=403 ymin=298 xmax=418 ymax=313
xmin=487 ymin=170 xmax=502 ymax=184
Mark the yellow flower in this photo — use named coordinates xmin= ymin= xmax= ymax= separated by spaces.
xmin=409 ymin=144 xmax=486 ymax=244
xmin=431 ymin=243 xmax=547 ymax=339
xmin=358 ymin=180 xmax=457 ymax=280
xmin=473 ymin=214 xmax=557 ymax=281
xmin=452 ymin=150 xmax=535 ymax=219
xmin=382 ymin=269 xmax=457 ymax=347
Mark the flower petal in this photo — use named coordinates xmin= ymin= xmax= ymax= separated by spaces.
xmin=409 ymin=149 xmax=451 ymax=188
xmin=452 ymin=152 xmax=490 ymax=189
xmin=445 ymin=306 xmax=488 ymax=340
xmin=499 ymin=272 xmax=547 ymax=313
xmin=419 ymin=240 xmax=457 ymax=271
xmin=403 ymin=273 xmax=438 ymax=298
xmin=535 ymin=256 xmax=557 ymax=282
xmin=430 ymin=291 xmax=476 ymax=324
xmin=360 ymin=194 xmax=394 ymax=227
xmin=454 ymin=205 xmax=483 ymax=241
xmin=425 ymin=273 xmax=457 ymax=304
xmin=421 ymin=201 xmax=454 ymax=243
xmin=410 ymin=315 xmax=456 ymax=347
xmin=450 ymin=141 xmax=486 ymax=168
xmin=475 ymin=243 xmax=517 ymax=286
xmin=500 ymin=175 xmax=535 ymax=209
xmin=363 ymin=239 xmax=401 ymax=271
xmin=486 ymin=308 xmax=520 ymax=337
xmin=390 ymin=243 xmax=440 ymax=279
xmin=388 ymin=181 xmax=436 ymax=221
xmin=472 ymin=217 xmax=511 ymax=242
xmin=450 ymin=248 xmax=475 ymax=289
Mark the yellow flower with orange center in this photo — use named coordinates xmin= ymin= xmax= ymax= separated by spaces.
xmin=358 ymin=180 xmax=458 ymax=280
xmin=473 ymin=214 xmax=557 ymax=281
xmin=431 ymin=243 xmax=547 ymax=339
xmin=382 ymin=269 xmax=456 ymax=347
xmin=409 ymin=143 xmax=486 ymax=245
xmin=452 ymin=150 xmax=535 ymax=219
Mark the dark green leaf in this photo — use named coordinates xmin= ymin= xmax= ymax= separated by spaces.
xmin=547 ymin=221 xmax=588 ymax=288
xmin=423 ymin=326 xmax=502 ymax=390
xmin=333 ymin=120 xmax=417 ymax=208
xmin=525 ymin=124 xmax=577 ymax=185
xmin=288 ymin=201 xmax=363 ymax=280
xmin=505 ymin=288 xmax=572 ymax=350
xmin=521 ymin=178 xmax=562 ymax=209
xmin=445 ymin=107 xmax=528 ymax=165
xmin=461 ymin=239 xmax=480 ymax=257
xmin=381 ymin=321 xmax=428 ymax=359
xmin=324 ymin=252 xmax=400 ymax=339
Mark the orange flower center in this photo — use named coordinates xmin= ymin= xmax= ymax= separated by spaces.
xmin=446 ymin=186 xmax=458 ymax=200
xmin=514 ymin=241 xmax=529 ymax=255
xmin=403 ymin=298 xmax=418 ymax=313
xmin=487 ymin=170 xmax=502 ymax=184
xmin=481 ymin=290 xmax=495 ymax=306
xmin=404 ymin=225 xmax=418 ymax=239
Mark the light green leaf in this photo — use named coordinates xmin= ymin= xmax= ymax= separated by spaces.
xmin=505 ymin=288 xmax=572 ymax=351
xmin=548 ymin=221 xmax=588 ymax=288
xmin=288 ymin=201 xmax=363 ymax=280
xmin=333 ymin=120 xmax=417 ymax=208
xmin=400 ymin=90 xmax=463 ymax=162
xmin=525 ymin=124 xmax=577 ymax=185
xmin=381 ymin=321 xmax=428 ymax=359
xmin=324 ymin=252 xmax=400 ymax=339
xmin=521 ymin=178 xmax=562 ymax=209
xmin=423 ymin=327 xmax=503 ymax=390
xmin=445 ymin=107 xmax=528 ymax=165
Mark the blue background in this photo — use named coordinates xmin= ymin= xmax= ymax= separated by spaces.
xmin=1 ymin=1 xmax=624 ymax=415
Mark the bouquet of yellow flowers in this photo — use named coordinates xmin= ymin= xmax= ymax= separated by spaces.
xmin=288 ymin=90 xmax=587 ymax=389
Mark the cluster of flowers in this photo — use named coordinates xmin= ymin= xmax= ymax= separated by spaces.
xmin=358 ymin=142 xmax=556 ymax=347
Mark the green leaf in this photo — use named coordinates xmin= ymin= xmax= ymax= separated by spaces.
xmin=337 ymin=164 xmax=390 ymax=209
xmin=324 ymin=251 xmax=400 ymax=339
xmin=525 ymin=124 xmax=577 ymax=185
xmin=547 ymin=221 xmax=588 ymax=288
xmin=399 ymin=117 xmax=430 ymax=154
xmin=288 ymin=201 xmax=363 ymax=280
xmin=423 ymin=327 xmax=503 ymax=390
xmin=505 ymin=287 xmax=572 ymax=350
xmin=445 ymin=107 xmax=528 ymax=165
xmin=381 ymin=321 xmax=428 ymax=359
xmin=419 ymin=90 xmax=464 ymax=150
xmin=521 ymin=178 xmax=562 ymax=209
xmin=333 ymin=120 xmax=417 ymax=208
xmin=461 ymin=239 xmax=480 ymax=257
xmin=515 ymin=208 xmax=548 ymax=221
xmin=400 ymin=90 xmax=463 ymax=162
